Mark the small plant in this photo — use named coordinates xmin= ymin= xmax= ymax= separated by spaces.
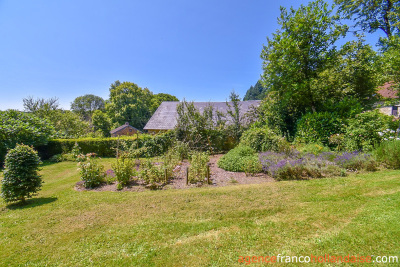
xmin=230 ymin=177 xmax=238 ymax=184
xmin=49 ymin=154 xmax=63 ymax=162
xmin=374 ymin=140 xmax=400 ymax=169
xmin=328 ymin=133 xmax=345 ymax=151
xmin=138 ymin=159 xmax=165 ymax=188
xmin=71 ymin=142 xmax=82 ymax=160
xmin=243 ymin=156 xmax=262 ymax=176
xmin=112 ymin=157 xmax=136 ymax=187
xmin=78 ymin=153 xmax=105 ymax=188
xmin=1 ymin=144 xmax=42 ymax=203
xmin=189 ymin=152 xmax=210 ymax=184
xmin=171 ymin=141 xmax=191 ymax=161
xmin=218 ymin=145 xmax=258 ymax=172
xmin=105 ymin=169 xmax=116 ymax=184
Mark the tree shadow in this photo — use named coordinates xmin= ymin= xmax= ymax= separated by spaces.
xmin=6 ymin=197 xmax=57 ymax=210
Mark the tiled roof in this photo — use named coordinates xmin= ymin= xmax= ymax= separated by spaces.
xmin=143 ymin=100 xmax=261 ymax=130
xmin=377 ymin=82 xmax=398 ymax=99
xmin=110 ymin=122 xmax=139 ymax=134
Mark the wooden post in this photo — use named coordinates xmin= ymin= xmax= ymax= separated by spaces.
xmin=206 ymin=163 xmax=210 ymax=184
xmin=164 ymin=168 xmax=168 ymax=183
xmin=186 ymin=166 xmax=189 ymax=185
xmin=116 ymin=136 xmax=120 ymax=159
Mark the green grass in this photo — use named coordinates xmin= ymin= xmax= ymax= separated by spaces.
xmin=1 ymin=159 xmax=400 ymax=266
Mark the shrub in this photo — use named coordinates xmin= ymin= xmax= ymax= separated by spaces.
xmin=259 ymin=151 xmax=345 ymax=180
xmin=243 ymin=156 xmax=262 ymax=176
xmin=333 ymin=151 xmax=377 ymax=172
xmin=218 ymin=145 xmax=261 ymax=173
xmin=112 ymin=157 xmax=136 ymax=187
xmin=295 ymin=112 xmax=344 ymax=146
xmin=1 ymin=144 xmax=42 ymax=203
xmin=343 ymin=110 xmax=398 ymax=151
xmin=297 ymin=143 xmax=331 ymax=155
xmin=78 ymin=154 xmax=105 ymax=188
xmin=49 ymin=154 xmax=63 ymax=162
xmin=138 ymin=159 xmax=165 ymax=188
xmin=171 ymin=141 xmax=191 ymax=161
xmin=188 ymin=152 xmax=210 ymax=183
xmin=240 ymin=126 xmax=290 ymax=153
xmin=374 ymin=140 xmax=400 ymax=169
xmin=0 ymin=110 xmax=54 ymax=164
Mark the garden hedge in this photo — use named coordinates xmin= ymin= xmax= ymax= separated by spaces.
xmin=36 ymin=131 xmax=175 ymax=159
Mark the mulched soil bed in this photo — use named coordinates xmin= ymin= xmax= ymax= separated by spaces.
xmin=75 ymin=155 xmax=274 ymax=192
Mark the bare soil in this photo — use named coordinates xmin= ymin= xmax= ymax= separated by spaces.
xmin=75 ymin=154 xmax=274 ymax=192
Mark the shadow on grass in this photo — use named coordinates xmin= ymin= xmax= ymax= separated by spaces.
xmin=6 ymin=197 xmax=57 ymax=210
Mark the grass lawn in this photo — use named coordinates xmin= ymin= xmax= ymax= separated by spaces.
xmin=1 ymin=158 xmax=400 ymax=266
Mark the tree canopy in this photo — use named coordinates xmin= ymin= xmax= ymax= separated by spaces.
xmin=243 ymin=81 xmax=267 ymax=101
xmin=71 ymin=94 xmax=105 ymax=121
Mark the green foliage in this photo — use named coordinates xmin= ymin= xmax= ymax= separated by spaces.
xmin=138 ymin=159 xmax=166 ymax=188
xmin=188 ymin=152 xmax=210 ymax=184
xmin=335 ymin=0 xmax=400 ymax=38
xmin=329 ymin=134 xmax=345 ymax=151
xmin=243 ymin=80 xmax=267 ymax=101
xmin=106 ymin=81 xmax=153 ymax=130
xmin=374 ymin=140 xmax=400 ymax=169
xmin=71 ymin=94 xmax=105 ymax=121
xmin=78 ymin=154 xmax=105 ymax=188
xmin=176 ymin=101 xmax=229 ymax=153
xmin=261 ymin=0 xmax=347 ymax=135
xmin=1 ymin=144 xmax=42 ymax=203
xmin=243 ymin=157 xmax=263 ymax=176
xmin=381 ymin=36 xmax=400 ymax=85
xmin=150 ymin=93 xmax=179 ymax=113
xmin=92 ymin=110 xmax=112 ymax=137
xmin=297 ymin=143 xmax=332 ymax=155
xmin=344 ymin=110 xmax=397 ymax=151
xmin=0 ymin=110 xmax=54 ymax=164
xmin=240 ymin=126 xmax=290 ymax=153
xmin=217 ymin=145 xmax=260 ymax=173
xmin=112 ymin=157 xmax=136 ymax=186
xmin=170 ymin=141 xmax=191 ymax=161
xmin=295 ymin=112 xmax=345 ymax=146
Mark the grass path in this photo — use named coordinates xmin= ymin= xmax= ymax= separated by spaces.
xmin=1 ymin=159 xmax=400 ymax=266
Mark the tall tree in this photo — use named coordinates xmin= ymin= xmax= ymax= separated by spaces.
xmin=243 ymin=80 xmax=267 ymax=100
xmin=260 ymin=0 xmax=347 ymax=134
xmin=23 ymin=96 xmax=59 ymax=114
xmin=150 ymin=93 xmax=179 ymax=113
xmin=70 ymin=94 xmax=105 ymax=121
xmin=335 ymin=0 xmax=400 ymax=38
xmin=92 ymin=110 xmax=112 ymax=137
xmin=105 ymin=81 xmax=153 ymax=130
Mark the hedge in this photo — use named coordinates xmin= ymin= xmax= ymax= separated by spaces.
xmin=36 ymin=131 xmax=175 ymax=159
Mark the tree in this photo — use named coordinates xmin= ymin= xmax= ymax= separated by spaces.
xmin=92 ymin=110 xmax=112 ymax=137
xmin=0 ymin=110 xmax=54 ymax=163
xmin=106 ymin=81 xmax=153 ymax=130
xmin=260 ymin=0 xmax=347 ymax=135
xmin=150 ymin=93 xmax=179 ymax=113
xmin=335 ymin=0 xmax=400 ymax=38
xmin=1 ymin=144 xmax=42 ymax=203
xmin=381 ymin=36 xmax=400 ymax=85
xmin=23 ymin=96 xmax=59 ymax=114
xmin=243 ymin=80 xmax=267 ymax=100
xmin=226 ymin=91 xmax=242 ymax=143
xmin=71 ymin=94 xmax=105 ymax=121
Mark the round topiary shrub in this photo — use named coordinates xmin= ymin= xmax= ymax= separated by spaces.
xmin=1 ymin=144 xmax=42 ymax=203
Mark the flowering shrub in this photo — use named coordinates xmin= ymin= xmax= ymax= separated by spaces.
xmin=344 ymin=110 xmax=397 ymax=151
xmin=334 ymin=151 xmax=377 ymax=172
xmin=78 ymin=154 xmax=105 ymax=188
xmin=105 ymin=169 xmax=116 ymax=184
xmin=138 ymin=159 xmax=167 ymax=188
xmin=259 ymin=151 xmax=340 ymax=180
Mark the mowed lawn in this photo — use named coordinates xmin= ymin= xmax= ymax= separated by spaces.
xmin=1 ymin=159 xmax=400 ymax=266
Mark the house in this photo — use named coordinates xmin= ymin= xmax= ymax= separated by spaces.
xmin=377 ymin=82 xmax=399 ymax=117
xmin=143 ymin=100 xmax=261 ymax=134
xmin=110 ymin=122 xmax=139 ymax=137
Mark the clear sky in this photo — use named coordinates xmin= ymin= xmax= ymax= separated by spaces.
xmin=0 ymin=0 xmax=381 ymax=110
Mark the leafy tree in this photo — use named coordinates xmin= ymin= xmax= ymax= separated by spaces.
xmin=49 ymin=110 xmax=91 ymax=138
xmin=71 ymin=94 xmax=105 ymax=121
xmin=150 ymin=93 xmax=179 ymax=113
xmin=243 ymin=80 xmax=267 ymax=100
xmin=381 ymin=36 xmax=400 ymax=85
xmin=335 ymin=0 xmax=400 ymax=38
xmin=260 ymin=0 xmax=347 ymax=135
xmin=92 ymin=110 xmax=112 ymax=137
xmin=106 ymin=81 xmax=153 ymax=130
xmin=0 ymin=110 xmax=54 ymax=163
xmin=1 ymin=144 xmax=42 ymax=203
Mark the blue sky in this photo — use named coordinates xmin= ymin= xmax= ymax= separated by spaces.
xmin=0 ymin=0 xmax=381 ymax=110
